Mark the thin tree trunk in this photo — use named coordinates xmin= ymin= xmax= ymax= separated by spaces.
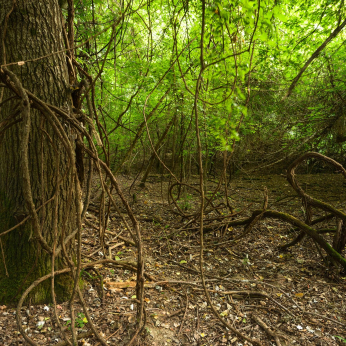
xmin=140 ymin=115 xmax=174 ymax=187
xmin=114 ymin=89 xmax=171 ymax=174
xmin=333 ymin=220 xmax=346 ymax=254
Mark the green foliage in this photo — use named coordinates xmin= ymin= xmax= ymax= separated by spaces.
xmin=65 ymin=313 xmax=88 ymax=329
xmin=178 ymin=193 xmax=193 ymax=211
xmin=69 ymin=0 xmax=346 ymax=173
xmin=335 ymin=336 xmax=346 ymax=343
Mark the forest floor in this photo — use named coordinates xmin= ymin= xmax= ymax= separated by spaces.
xmin=1 ymin=173 xmax=346 ymax=346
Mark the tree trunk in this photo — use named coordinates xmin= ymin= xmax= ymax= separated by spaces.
xmin=0 ymin=0 xmax=77 ymax=304
xmin=140 ymin=116 xmax=174 ymax=187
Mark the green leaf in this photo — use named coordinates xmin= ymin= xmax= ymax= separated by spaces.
xmin=276 ymin=12 xmax=288 ymax=22
xmin=335 ymin=336 xmax=346 ymax=343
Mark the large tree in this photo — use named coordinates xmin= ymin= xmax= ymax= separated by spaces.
xmin=0 ymin=0 xmax=79 ymax=304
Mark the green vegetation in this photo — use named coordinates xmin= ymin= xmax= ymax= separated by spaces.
xmin=68 ymin=0 xmax=346 ymax=175
xmin=1 ymin=0 xmax=346 ymax=344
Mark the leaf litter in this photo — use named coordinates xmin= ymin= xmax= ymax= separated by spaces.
xmin=0 ymin=174 xmax=345 ymax=345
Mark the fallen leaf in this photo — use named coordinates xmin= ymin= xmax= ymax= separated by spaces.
xmin=128 ymin=315 xmax=136 ymax=323
xmin=105 ymin=281 xmax=155 ymax=289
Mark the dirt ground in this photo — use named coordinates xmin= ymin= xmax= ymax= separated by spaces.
xmin=1 ymin=173 xmax=346 ymax=346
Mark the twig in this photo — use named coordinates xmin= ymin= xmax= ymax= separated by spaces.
xmin=164 ymin=309 xmax=183 ymax=320
xmin=55 ymin=331 xmax=94 ymax=346
xmin=94 ymin=328 xmax=121 ymax=346
xmin=178 ymin=295 xmax=189 ymax=335
xmin=253 ymin=315 xmax=285 ymax=346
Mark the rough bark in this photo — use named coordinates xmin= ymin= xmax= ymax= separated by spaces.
xmin=0 ymin=0 xmax=77 ymax=304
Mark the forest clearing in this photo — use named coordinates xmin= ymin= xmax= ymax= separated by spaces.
xmin=1 ymin=0 xmax=346 ymax=345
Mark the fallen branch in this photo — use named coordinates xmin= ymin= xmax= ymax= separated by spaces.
xmin=251 ymin=209 xmax=346 ymax=270
xmin=253 ymin=315 xmax=285 ymax=346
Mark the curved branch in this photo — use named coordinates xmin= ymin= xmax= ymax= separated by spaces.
xmin=287 ymin=152 xmax=346 ymax=221
xmin=284 ymin=18 xmax=346 ymax=99
xmin=251 ymin=209 xmax=346 ymax=270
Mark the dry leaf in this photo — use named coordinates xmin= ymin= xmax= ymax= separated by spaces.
xmin=128 ymin=315 xmax=136 ymax=324
xmin=105 ymin=281 xmax=155 ymax=289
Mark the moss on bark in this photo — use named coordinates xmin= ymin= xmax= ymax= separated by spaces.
xmin=0 ymin=0 xmax=77 ymax=305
